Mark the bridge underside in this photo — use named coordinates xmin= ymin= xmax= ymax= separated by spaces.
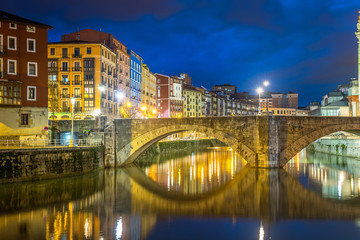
xmin=103 ymin=116 xmax=360 ymax=168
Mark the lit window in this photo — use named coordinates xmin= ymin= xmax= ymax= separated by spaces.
xmin=27 ymin=39 xmax=35 ymax=52
xmin=28 ymin=62 xmax=37 ymax=76
xmin=8 ymin=36 xmax=16 ymax=50
xmin=27 ymin=86 xmax=36 ymax=101
xmin=26 ymin=25 xmax=35 ymax=32
xmin=8 ymin=60 xmax=16 ymax=75
xmin=21 ymin=114 xmax=29 ymax=125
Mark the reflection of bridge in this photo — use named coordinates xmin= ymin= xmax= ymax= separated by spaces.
xmin=104 ymin=116 xmax=360 ymax=168
xmin=125 ymin=166 xmax=360 ymax=220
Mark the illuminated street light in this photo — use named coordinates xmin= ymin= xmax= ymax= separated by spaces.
xmin=69 ymin=97 xmax=75 ymax=147
xmin=117 ymin=92 xmax=124 ymax=100
xmin=263 ymin=80 xmax=269 ymax=115
xmin=141 ymin=106 xmax=147 ymax=111
xmin=256 ymin=87 xmax=263 ymax=115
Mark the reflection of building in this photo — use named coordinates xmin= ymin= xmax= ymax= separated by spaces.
xmin=156 ymin=74 xmax=183 ymax=118
xmin=48 ymin=41 xmax=118 ymax=120
xmin=0 ymin=11 xmax=52 ymax=139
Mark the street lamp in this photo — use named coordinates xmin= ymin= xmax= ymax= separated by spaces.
xmin=256 ymin=87 xmax=263 ymax=115
xmin=116 ymin=92 xmax=124 ymax=118
xmin=98 ymin=85 xmax=105 ymax=116
xmin=69 ymin=97 xmax=75 ymax=147
xmin=263 ymin=80 xmax=269 ymax=115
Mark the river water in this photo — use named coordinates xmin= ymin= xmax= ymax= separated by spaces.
xmin=1 ymin=146 xmax=360 ymax=239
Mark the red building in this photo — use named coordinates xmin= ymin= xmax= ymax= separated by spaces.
xmin=62 ymin=29 xmax=131 ymax=116
xmin=156 ymin=74 xmax=183 ymax=118
xmin=0 ymin=11 xmax=52 ymax=139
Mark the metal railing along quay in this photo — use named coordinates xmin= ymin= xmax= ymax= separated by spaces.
xmin=0 ymin=139 xmax=103 ymax=149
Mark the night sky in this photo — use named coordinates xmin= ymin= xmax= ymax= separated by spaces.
xmin=3 ymin=0 xmax=360 ymax=106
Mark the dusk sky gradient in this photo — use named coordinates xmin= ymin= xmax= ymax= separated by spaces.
xmin=3 ymin=0 xmax=360 ymax=106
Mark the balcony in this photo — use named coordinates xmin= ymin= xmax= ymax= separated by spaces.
xmin=84 ymin=67 xmax=94 ymax=72
xmin=108 ymin=70 xmax=112 ymax=76
xmin=108 ymin=95 xmax=112 ymax=101
xmin=48 ymin=67 xmax=58 ymax=73
xmin=61 ymin=94 xmax=70 ymax=98
xmin=102 ymin=68 xmax=106 ymax=73
xmin=60 ymin=81 xmax=70 ymax=85
xmin=72 ymin=67 xmax=82 ymax=72
xmin=74 ymin=107 xmax=82 ymax=113
xmin=72 ymin=54 xmax=82 ymax=58
xmin=113 ymin=73 xmax=117 ymax=78
xmin=72 ymin=80 xmax=82 ymax=85
xmin=60 ymin=68 xmax=70 ymax=72
xmin=72 ymin=94 xmax=82 ymax=98
xmin=0 ymin=71 xmax=6 ymax=79
xmin=0 ymin=46 xmax=7 ymax=56
xmin=61 ymin=54 xmax=68 ymax=58
xmin=62 ymin=107 xmax=70 ymax=112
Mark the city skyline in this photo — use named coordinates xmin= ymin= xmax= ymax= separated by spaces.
xmin=2 ymin=1 xmax=359 ymax=106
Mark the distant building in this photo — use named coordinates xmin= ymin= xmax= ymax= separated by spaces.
xmin=128 ymin=50 xmax=143 ymax=117
xmin=271 ymin=92 xmax=298 ymax=109
xmin=0 ymin=11 xmax=52 ymax=139
xmin=183 ymin=85 xmax=202 ymax=117
xmin=212 ymin=84 xmax=237 ymax=95
xmin=173 ymin=73 xmax=191 ymax=86
xmin=156 ymin=74 xmax=183 ymax=118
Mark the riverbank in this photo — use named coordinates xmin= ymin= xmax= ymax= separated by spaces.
xmin=0 ymin=146 xmax=104 ymax=184
xmin=308 ymin=139 xmax=360 ymax=158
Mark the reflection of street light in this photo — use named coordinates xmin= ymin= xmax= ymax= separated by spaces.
xmin=263 ymin=80 xmax=269 ymax=115
xmin=69 ymin=97 xmax=75 ymax=147
xmin=256 ymin=87 xmax=263 ymax=115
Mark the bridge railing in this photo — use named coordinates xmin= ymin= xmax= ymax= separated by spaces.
xmin=0 ymin=139 xmax=103 ymax=149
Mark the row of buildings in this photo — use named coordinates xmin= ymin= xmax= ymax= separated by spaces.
xmin=0 ymin=11 xmax=304 ymax=141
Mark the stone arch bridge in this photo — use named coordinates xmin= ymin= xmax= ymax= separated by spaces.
xmin=103 ymin=116 xmax=360 ymax=168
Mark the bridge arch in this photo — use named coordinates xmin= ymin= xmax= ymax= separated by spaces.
xmin=116 ymin=124 xmax=255 ymax=166
xmin=280 ymin=123 xmax=360 ymax=166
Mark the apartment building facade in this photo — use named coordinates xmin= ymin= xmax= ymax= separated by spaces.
xmin=48 ymin=41 xmax=118 ymax=121
xmin=0 ymin=11 xmax=52 ymax=139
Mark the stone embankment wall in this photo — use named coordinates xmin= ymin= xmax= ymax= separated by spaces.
xmin=0 ymin=146 xmax=104 ymax=184
xmin=309 ymin=139 xmax=360 ymax=158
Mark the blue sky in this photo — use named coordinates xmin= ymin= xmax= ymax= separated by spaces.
xmin=3 ymin=0 xmax=360 ymax=106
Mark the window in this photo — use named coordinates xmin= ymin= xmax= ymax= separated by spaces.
xmin=27 ymin=86 xmax=36 ymax=101
xmin=62 ymin=48 xmax=68 ymax=58
xmin=9 ymin=23 xmax=17 ymax=29
xmin=50 ymin=48 xmax=55 ymax=55
xmin=21 ymin=114 xmax=29 ymax=126
xmin=27 ymin=25 xmax=36 ymax=32
xmin=28 ymin=62 xmax=37 ymax=76
xmin=74 ymin=48 xmax=80 ymax=56
xmin=84 ymin=87 xmax=94 ymax=98
xmin=8 ymin=36 xmax=16 ymax=50
xmin=87 ymin=47 xmax=91 ymax=54
xmin=8 ymin=60 xmax=16 ymax=75
xmin=27 ymin=39 xmax=35 ymax=52
xmin=62 ymin=75 xmax=68 ymax=83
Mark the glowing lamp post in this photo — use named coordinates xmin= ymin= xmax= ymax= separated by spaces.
xmin=263 ymin=80 xmax=269 ymax=115
xmin=98 ymin=85 xmax=105 ymax=116
xmin=256 ymin=87 xmax=263 ymax=115
xmin=69 ymin=97 xmax=75 ymax=147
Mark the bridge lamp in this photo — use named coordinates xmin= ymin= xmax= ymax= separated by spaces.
xmin=256 ymin=87 xmax=263 ymax=115
xmin=70 ymin=97 xmax=76 ymax=147
xmin=263 ymin=80 xmax=269 ymax=114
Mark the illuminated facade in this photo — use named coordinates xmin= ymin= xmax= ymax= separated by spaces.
xmin=128 ymin=50 xmax=143 ymax=117
xmin=140 ymin=64 xmax=157 ymax=118
xmin=48 ymin=41 xmax=118 ymax=121
xmin=183 ymin=85 xmax=202 ymax=117
xmin=0 ymin=11 xmax=52 ymax=139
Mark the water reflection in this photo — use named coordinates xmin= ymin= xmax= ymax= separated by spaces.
xmin=286 ymin=149 xmax=360 ymax=201
xmin=2 ymin=148 xmax=360 ymax=239
xmin=140 ymin=149 xmax=246 ymax=195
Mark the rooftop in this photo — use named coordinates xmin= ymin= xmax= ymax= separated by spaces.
xmin=0 ymin=10 xmax=52 ymax=29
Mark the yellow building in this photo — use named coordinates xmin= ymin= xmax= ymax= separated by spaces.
xmin=141 ymin=64 xmax=157 ymax=118
xmin=48 ymin=41 xmax=118 ymax=121
xmin=183 ymin=85 xmax=202 ymax=117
